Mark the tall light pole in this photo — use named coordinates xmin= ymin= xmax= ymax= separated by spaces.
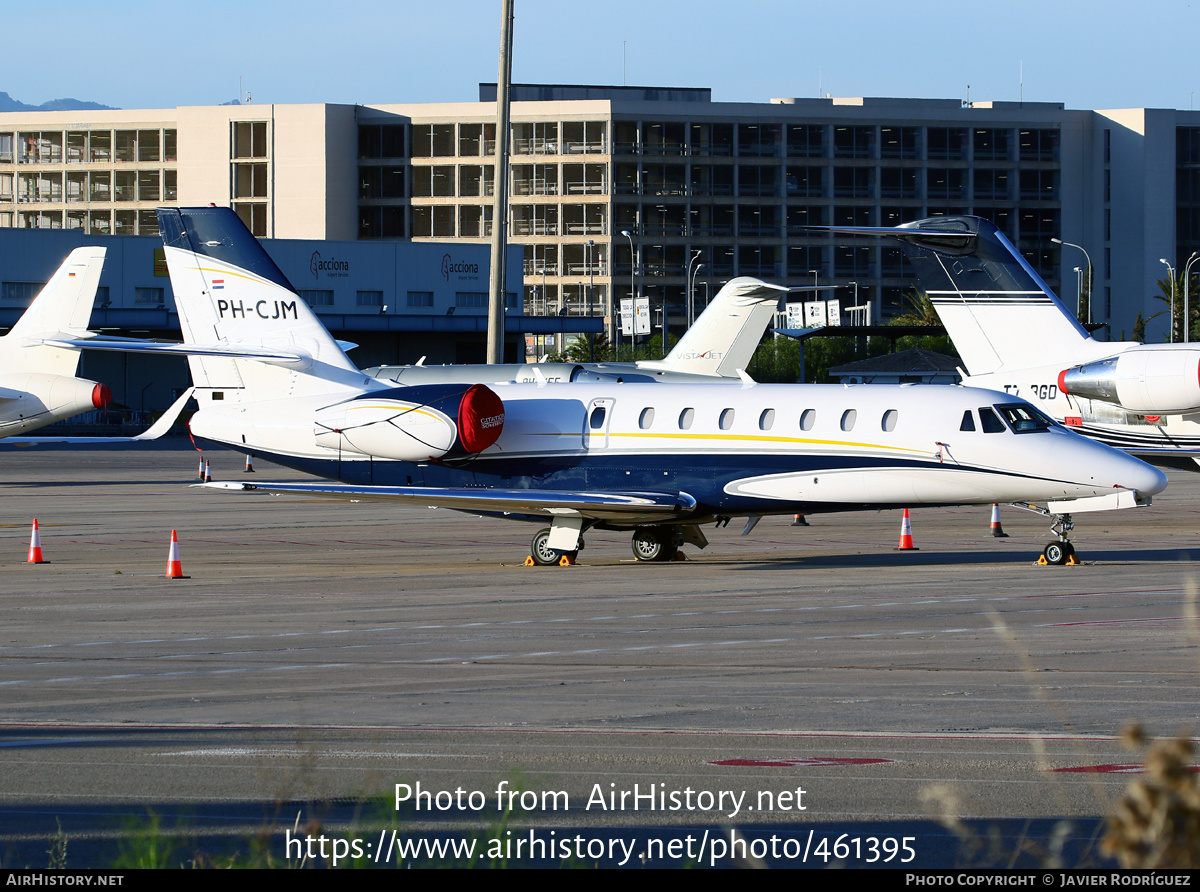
xmin=586 ymin=239 xmax=596 ymax=360
xmin=621 ymin=229 xmax=636 ymax=351
xmin=1073 ymin=267 xmax=1083 ymax=320
xmin=1161 ymin=258 xmax=1176 ymax=342
xmin=1184 ymin=250 xmax=1200 ymax=344
xmin=688 ymin=261 xmax=704 ymax=331
xmin=686 ymin=249 xmax=702 ymax=328
xmin=1052 ymin=237 xmax=1093 ymax=324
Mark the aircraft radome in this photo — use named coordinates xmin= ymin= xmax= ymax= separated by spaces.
xmin=137 ymin=206 xmax=1167 ymax=566
xmin=816 ymin=215 xmax=1200 ymax=472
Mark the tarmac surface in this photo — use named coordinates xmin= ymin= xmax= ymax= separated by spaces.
xmin=0 ymin=441 xmax=1197 ymax=867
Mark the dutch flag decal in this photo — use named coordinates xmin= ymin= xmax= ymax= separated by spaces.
xmin=212 ymin=279 xmax=225 ymax=290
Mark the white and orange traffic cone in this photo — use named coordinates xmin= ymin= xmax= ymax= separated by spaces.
xmin=165 ymin=529 xmax=184 ymax=578
xmin=203 ymin=460 xmax=212 ymax=483
xmin=896 ymin=508 xmax=918 ymax=550
xmin=197 ymin=455 xmax=205 ymax=479
xmin=244 ymin=454 xmax=255 ymax=473
xmin=990 ymin=503 xmax=1009 ymax=538
xmin=27 ymin=519 xmax=44 ymax=564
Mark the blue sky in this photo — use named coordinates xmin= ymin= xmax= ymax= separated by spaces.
xmin=9 ymin=1 xmax=1200 ymax=111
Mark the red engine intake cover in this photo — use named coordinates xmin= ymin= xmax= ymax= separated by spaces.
xmin=92 ymin=383 xmax=113 ymax=409
xmin=456 ymin=384 xmax=505 ymax=453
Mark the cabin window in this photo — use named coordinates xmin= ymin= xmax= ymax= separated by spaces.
xmin=719 ymin=408 xmax=735 ymax=430
xmin=881 ymin=409 xmax=897 ymax=432
xmin=639 ymin=407 xmax=655 ymax=429
xmin=589 ymin=406 xmax=606 ymax=429
xmin=840 ymin=409 xmax=857 ymax=431
xmin=759 ymin=408 xmax=775 ymax=431
xmin=960 ymin=410 xmax=976 ymax=432
xmin=799 ymin=409 xmax=816 ymax=431
xmin=979 ymin=407 xmax=1005 ymax=433
xmin=678 ymin=407 xmax=694 ymax=430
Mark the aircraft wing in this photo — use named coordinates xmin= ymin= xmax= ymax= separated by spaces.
xmin=0 ymin=387 xmax=194 ymax=446
xmin=197 ymin=480 xmax=697 ymax=525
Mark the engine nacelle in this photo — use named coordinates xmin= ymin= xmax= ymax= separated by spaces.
xmin=0 ymin=372 xmax=111 ymax=434
xmin=313 ymin=383 xmax=504 ymax=461
xmin=1059 ymin=346 xmax=1200 ymax=415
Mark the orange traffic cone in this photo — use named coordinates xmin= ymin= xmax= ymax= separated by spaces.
xmin=244 ymin=454 xmax=255 ymax=473
xmin=791 ymin=514 xmax=809 ymax=527
xmin=896 ymin=508 xmax=918 ymax=550
xmin=27 ymin=519 xmax=44 ymax=564
xmin=203 ymin=460 xmax=212 ymax=483
xmin=990 ymin=503 xmax=1009 ymax=538
xmin=165 ymin=529 xmax=184 ymax=578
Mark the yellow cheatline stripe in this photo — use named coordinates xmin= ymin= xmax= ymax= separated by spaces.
xmin=192 ymin=264 xmax=277 ymax=289
xmin=517 ymin=430 xmax=928 ymax=455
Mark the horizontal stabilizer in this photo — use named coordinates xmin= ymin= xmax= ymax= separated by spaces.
xmin=41 ymin=336 xmax=305 ymax=365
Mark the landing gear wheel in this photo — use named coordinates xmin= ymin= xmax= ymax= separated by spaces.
xmin=530 ymin=528 xmax=562 ymax=566
xmin=1043 ymin=542 xmax=1068 ymax=565
xmin=631 ymin=529 xmax=665 ymax=562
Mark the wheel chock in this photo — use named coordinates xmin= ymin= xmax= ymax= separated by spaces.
xmin=1066 ymin=554 xmax=1081 ymax=566
xmin=671 ymin=550 xmax=688 ymax=561
xmin=1037 ymin=555 xmax=1049 ymax=566
xmin=524 ymin=555 xmax=536 ymax=566
xmin=558 ymin=553 xmax=575 ymax=566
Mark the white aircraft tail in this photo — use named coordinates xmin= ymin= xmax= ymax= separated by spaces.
xmin=156 ymin=207 xmax=366 ymax=397
xmin=0 ymin=247 xmax=105 ymax=376
xmin=640 ymin=277 xmax=787 ymax=376
xmin=817 ymin=217 xmax=1097 ymax=376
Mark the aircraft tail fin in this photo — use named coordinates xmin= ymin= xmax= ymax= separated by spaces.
xmin=639 ymin=277 xmax=787 ymax=377
xmin=156 ymin=207 xmax=364 ymax=394
xmin=815 ymin=217 xmax=1093 ymax=376
xmin=1 ymin=247 xmax=106 ymax=376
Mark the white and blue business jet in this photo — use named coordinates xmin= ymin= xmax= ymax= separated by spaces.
xmin=113 ymin=207 xmax=1167 ymax=566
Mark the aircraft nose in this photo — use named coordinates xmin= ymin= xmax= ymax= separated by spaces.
xmin=1125 ymin=459 xmax=1168 ymax=496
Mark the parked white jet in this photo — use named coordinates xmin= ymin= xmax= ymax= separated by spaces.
xmin=1 ymin=246 xmax=193 ymax=445
xmin=0 ymin=247 xmax=113 ymax=439
xmin=817 ymin=216 xmax=1200 ymax=470
xmin=146 ymin=207 xmax=1165 ymax=565
xmin=366 ymin=276 xmax=807 ymax=387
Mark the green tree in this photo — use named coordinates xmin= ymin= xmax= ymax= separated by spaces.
xmin=1151 ymin=272 xmax=1199 ymax=342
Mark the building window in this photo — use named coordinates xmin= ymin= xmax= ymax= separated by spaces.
xmin=135 ymin=287 xmax=164 ymax=306
xmin=298 ymin=292 xmax=336 ymax=309
xmin=234 ymin=163 xmax=268 ymax=198
xmin=455 ymin=292 xmax=488 ymax=309
xmin=2 ymin=282 xmax=42 ymax=303
xmin=407 ymin=291 xmax=434 ymax=307
xmin=356 ymin=290 xmax=384 ymax=307
xmin=411 ymin=124 xmax=455 ymax=157
xmin=880 ymin=126 xmax=919 ymax=159
xmin=233 ymin=122 xmax=268 ymax=158
xmin=234 ymin=202 xmax=267 ymax=237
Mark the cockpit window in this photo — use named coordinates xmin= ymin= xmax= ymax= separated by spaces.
xmin=978 ymin=407 xmax=1006 ymax=433
xmin=960 ymin=410 xmax=976 ymax=432
xmin=996 ymin=403 xmax=1055 ymax=433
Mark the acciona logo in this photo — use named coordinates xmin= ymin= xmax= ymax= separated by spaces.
xmin=310 ymin=250 xmax=350 ymax=279
xmin=442 ymin=253 xmax=480 ymax=282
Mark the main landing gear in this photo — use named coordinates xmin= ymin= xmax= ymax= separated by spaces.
xmin=528 ymin=527 xmax=580 ymax=566
xmin=526 ymin=523 xmax=708 ymax=566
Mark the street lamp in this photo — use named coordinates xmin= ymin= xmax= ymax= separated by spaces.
xmin=1073 ymin=267 xmax=1083 ymax=320
xmin=1052 ymin=237 xmax=1092 ymax=324
xmin=686 ymin=249 xmax=702 ymax=328
xmin=621 ymin=229 xmax=636 ymax=350
xmin=1161 ymin=258 xmax=1176 ymax=342
xmin=1183 ymin=251 xmax=1200 ymax=344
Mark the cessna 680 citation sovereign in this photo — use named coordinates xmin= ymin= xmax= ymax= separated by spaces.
xmin=153 ymin=207 xmax=1166 ymax=565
